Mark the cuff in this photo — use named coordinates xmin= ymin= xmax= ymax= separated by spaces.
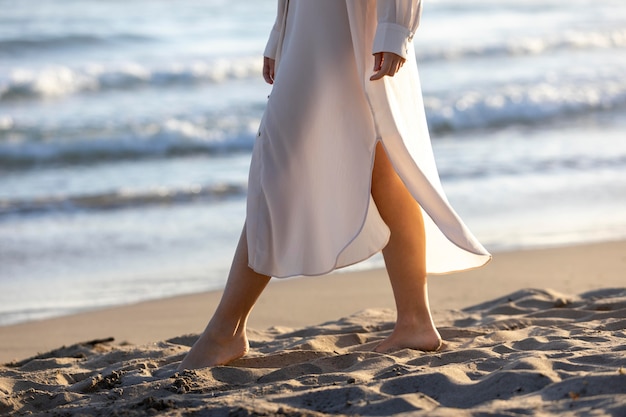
xmin=372 ymin=22 xmax=412 ymax=59
xmin=263 ymin=28 xmax=281 ymax=59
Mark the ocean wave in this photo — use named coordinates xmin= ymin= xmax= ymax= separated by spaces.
xmin=0 ymin=33 xmax=153 ymax=55
xmin=1 ymin=77 xmax=625 ymax=167
xmin=2 ymin=30 xmax=622 ymax=102
xmin=0 ymin=116 xmax=259 ymax=167
xmin=418 ymin=29 xmax=626 ymax=62
xmin=0 ymin=58 xmax=263 ymax=101
xmin=438 ymin=154 xmax=626 ymax=182
xmin=425 ymin=77 xmax=626 ymax=132
xmin=0 ymin=183 xmax=246 ymax=217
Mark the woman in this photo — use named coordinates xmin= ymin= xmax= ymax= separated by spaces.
xmin=179 ymin=0 xmax=491 ymax=370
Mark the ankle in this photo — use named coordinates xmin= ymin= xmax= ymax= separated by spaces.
xmin=200 ymin=326 xmax=246 ymax=347
xmin=205 ymin=315 xmax=247 ymax=338
xmin=395 ymin=311 xmax=436 ymax=330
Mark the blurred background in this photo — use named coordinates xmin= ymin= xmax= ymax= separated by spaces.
xmin=1 ymin=0 xmax=625 ymax=325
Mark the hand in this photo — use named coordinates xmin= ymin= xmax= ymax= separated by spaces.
xmin=370 ymin=52 xmax=406 ymax=81
xmin=263 ymin=57 xmax=276 ymax=84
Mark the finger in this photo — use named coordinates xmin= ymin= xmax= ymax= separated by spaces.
xmin=370 ymin=57 xmax=395 ymax=80
xmin=263 ymin=57 xmax=275 ymax=85
xmin=370 ymin=53 xmax=389 ymax=80
xmin=269 ymin=60 xmax=275 ymax=83
xmin=387 ymin=54 xmax=406 ymax=75
xmin=370 ymin=68 xmax=384 ymax=81
xmin=370 ymin=53 xmax=407 ymax=81
xmin=372 ymin=52 xmax=383 ymax=72
xmin=393 ymin=61 xmax=402 ymax=75
xmin=387 ymin=58 xmax=399 ymax=76
xmin=389 ymin=56 xmax=404 ymax=75
xmin=263 ymin=58 xmax=272 ymax=84
xmin=370 ymin=63 xmax=390 ymax=80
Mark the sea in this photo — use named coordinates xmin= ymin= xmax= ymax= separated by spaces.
xmin=1 ymin=0 xmax=625 ymax=326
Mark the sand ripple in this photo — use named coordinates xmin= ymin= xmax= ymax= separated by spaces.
xmin=1 ymin=288 xmax=625 ymax=416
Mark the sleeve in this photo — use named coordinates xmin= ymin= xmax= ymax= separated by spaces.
xmin=263 ymin=0 xmax=288 ymax=59
xmin=372 ymin=0 xmax=423 ymax=59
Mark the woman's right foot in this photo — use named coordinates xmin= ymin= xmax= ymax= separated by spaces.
xmin=373 ymin=324 xmax=442 ymax=354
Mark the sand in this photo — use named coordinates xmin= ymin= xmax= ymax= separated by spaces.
xmin=1 ymin=240 xmax=625 ymax=415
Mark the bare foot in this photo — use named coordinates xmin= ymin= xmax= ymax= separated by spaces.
xmin=177 ymin=331 xmax=249 ymax=370
xmin=373 ymin=326 xmax=442 ymax=354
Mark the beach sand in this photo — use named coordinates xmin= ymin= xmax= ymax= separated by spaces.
xmin=1 ymin=240 xmax=625 ymax=415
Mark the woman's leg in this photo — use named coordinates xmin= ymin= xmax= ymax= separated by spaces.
xmin=178 ymin=226 xmax=271 ymax=370
xmin=370 ymin=142 xmax=442 ymax=352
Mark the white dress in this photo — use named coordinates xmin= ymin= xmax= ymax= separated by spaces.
xmin=247 ymin=0 xmax=491 ymax=278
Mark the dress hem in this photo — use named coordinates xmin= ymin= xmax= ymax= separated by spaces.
xmin=248 ymin=137 xmax=390 ymax=279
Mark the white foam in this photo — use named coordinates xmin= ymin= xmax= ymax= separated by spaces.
xmin=419 ymin=29 xmax=626 ymax=62
xmin=0 ymin=115 xmax=260 ymax=166
xmin=0 ymin=57 xmax=263 ymax=100
xmin=425 ymin=77 xmax=626 ymax=131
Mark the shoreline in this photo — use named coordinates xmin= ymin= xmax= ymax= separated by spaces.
xmin=1 ymin=239 xmax=625 ymax=364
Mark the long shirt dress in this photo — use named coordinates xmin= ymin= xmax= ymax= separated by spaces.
xmin=246 ymin=0 xmax=492 ymax=278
